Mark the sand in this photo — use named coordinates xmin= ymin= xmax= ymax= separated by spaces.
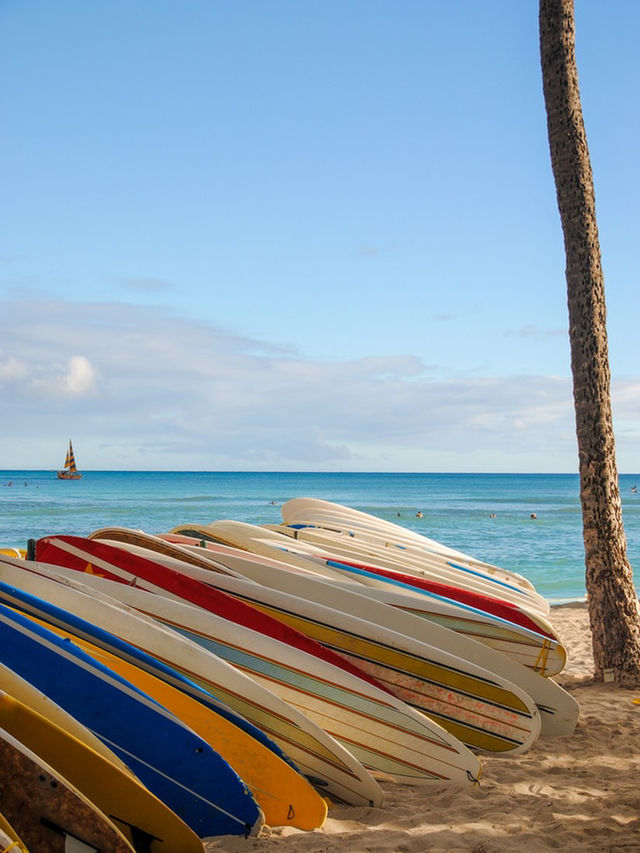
xmin=205 ymin=602 xmax=640 ymax=852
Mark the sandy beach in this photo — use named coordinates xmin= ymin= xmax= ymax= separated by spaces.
xmin=206 ymin=602 xmax=640 ymax=852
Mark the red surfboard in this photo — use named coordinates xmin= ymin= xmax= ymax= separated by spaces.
xmin=313 ymin=555 xmax=557 ymax=640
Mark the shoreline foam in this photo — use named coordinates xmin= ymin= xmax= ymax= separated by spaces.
xmin=206 ymin=601 xmax=640 ymax=852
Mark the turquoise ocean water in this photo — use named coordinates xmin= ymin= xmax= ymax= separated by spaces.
xmin=1 ymin=471 xmax=639 ymax=603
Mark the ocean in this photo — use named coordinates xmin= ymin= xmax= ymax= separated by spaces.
xmin=1 ymin=471 xmax=639 ymax=603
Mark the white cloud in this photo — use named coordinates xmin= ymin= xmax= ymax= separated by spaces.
xmin=0 ymin=355 xmax=29 ymax=381
xmin=2 ymin=349 xmax=98 ymax=399
xmin=61 ymin=355 xmax=97 ymax=395
xmin=0 ymin=296 xmax=636 ymax=472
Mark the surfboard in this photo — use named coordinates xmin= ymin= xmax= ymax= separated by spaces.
xmin=157 ymin=532 xmax=578 ymax=738
xmin=89 ymin=526 xmax=247 ymax=578
xmin=0 ymin=600 xmax=264 ymax=839
xmin=28 ymin=537 xmax=484 ymax=787
xmin=0 ymin=691 xmax=204 ymax=852
xmin=270 ymin=527 xmax=557 ymax=638
xmin=0 ymin=547 xmax=25 ymax=559
xmin=35 ymin=534 xmax=394 ymax=693
xmin=265 ymin=522 xmax=551 ymax=617
xmin=0 ymin=811 xmax=28 ymax=853
xmin=0 ymin=554 xmax=384 ymax=809
xmin=88 ymin=533 xmax=542 ymax=755
xmin=168 ymin=521 xmax=566 ymax=676
xmin=279 ymin=499 xmax=555 ymax=621
xmin=7 ymin=609 xmax=327 ymax=833
xmin=0 ymin=726 xmax=135 ymax=853
xmin=0 ymin=563 xmax=297 ymax=784
xmin=279 ymin=513 xmax=539 ymax=594
xmin=0 ymin=660 xmax=133 ymax=776
xmin=93 ymin=520 xmax=548 ymax=634
xmin=210 ymin=520 xmax=552 ymax=631
xmin=281 ymin=497 xmax=537 ymax=590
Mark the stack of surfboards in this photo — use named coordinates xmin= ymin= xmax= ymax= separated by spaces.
xmin=89 ymin=528 xmax=556 ymax=746
xmin=0 ymin=578 xmax=264 ymax=849
xmin=0 ymin=498 xmax=578 ymax=846
xmin=122 ymin=526 xmax=578 ymax=739
xmin=0 ymin=552 xmax=335 ymax=834
xmin=20 ymin=539 xmax=484 ymax=786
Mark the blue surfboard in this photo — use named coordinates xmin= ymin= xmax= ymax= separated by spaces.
xmin=0 ymin=600 xmax=263 ymax=838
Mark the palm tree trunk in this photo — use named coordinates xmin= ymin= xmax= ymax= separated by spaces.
xmin=539 ymin=0 xmax=640 ymax=685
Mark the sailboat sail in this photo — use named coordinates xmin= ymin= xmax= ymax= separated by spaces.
xmin=64 ymin=446 xmax=73 ymax=471
xmin=58 ymin=440 xmax=82 ymax=480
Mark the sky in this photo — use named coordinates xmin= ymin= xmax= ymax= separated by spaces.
xmin=1 ymin=0 xmax=638 ymax=472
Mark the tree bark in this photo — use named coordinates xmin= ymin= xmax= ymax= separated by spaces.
xmin=539 ymin=0 xmax=640 ymax=685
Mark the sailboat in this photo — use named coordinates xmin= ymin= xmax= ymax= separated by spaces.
xmin=57 ymin=439 xmax=82 ymax=480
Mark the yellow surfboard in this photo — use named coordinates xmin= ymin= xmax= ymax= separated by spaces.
xmin=0 ymin=691 xmax=204 ymax=853
xmin=0 ymin=810 xmax=29 ymax=852
xmin=0 ymin=548 xmax=25 ymax=560
xmin=24 ymin=611 xmax=328 ymax=831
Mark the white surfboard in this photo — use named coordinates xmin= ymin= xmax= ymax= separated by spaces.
xmin=281 ymin=498 xmax=538 ymax=591
xmin=265 ymin=521 xmax=550 ymax=616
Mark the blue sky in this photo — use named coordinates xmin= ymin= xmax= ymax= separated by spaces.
xmin=1 ymin=1 xmax=638 ymax=472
